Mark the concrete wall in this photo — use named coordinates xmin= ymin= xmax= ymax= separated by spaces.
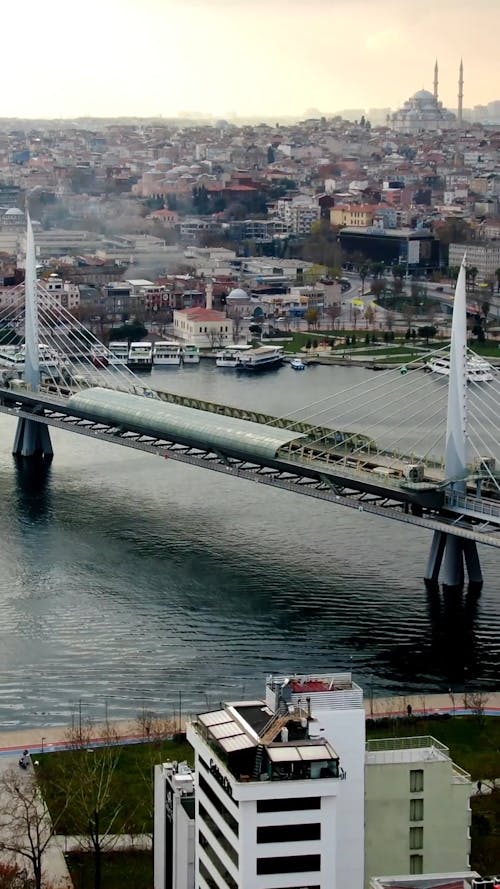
xmin=365 ymin=756 xmax=471 ymax=886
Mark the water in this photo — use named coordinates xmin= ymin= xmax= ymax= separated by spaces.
xmin=0 ymin=362 xmax=499 ymax=729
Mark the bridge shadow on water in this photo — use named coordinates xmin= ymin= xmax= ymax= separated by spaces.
xmin=13 ymin=455 xmax=53 ymax=524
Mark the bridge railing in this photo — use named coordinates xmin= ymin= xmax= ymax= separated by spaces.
xmin=445 ymin=491 xmax=500 ymax=519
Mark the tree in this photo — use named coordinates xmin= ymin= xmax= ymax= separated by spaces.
xmin=49 ymin=722 xmax=129 ymax=889
xmin=227 ymin=307 xmax=243 ymax=342
xmin=207 ymin=329 xmax=225 ymax=349
xmin=495 ymin=267 xmax=500 ymax=293
xmin=0 ymin=767 xmax=66 ymax=889
xmin=370 ymin=279 xmax=385 ymax=299
xmin=364 ymin=304 xmax=376 ymax=328
xmin=418 ymin=325 xmax=437 ymax=345
xmin=359 ymin=265 xmax=368 ymax=295
xmin=305 ymin=307 xmax=319 ymax=330
xmin=325 ymin=304 xmax=342 ymax=330
xmin=467 ymin=266 xmax=478 ymax=292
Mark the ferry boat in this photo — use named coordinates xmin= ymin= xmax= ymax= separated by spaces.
xmin=237 ymin=345 xmax=284 ymax=372
xmin=90 ymin=345 xmax=109 ymax=368
xmin=0 ymin=344 xmax=62 ymax=375
xmin=153 ymin=341 xmax=181 ymax=367
xmin=182 ymin=344 xmax=200 ymax=364
xmin=127 ymin=341 xmax=153 ymax=372
xmin=290 ymin=357 xmax=305 ymax=370
xmin=425 ymin=355 xmax=493 ymax=383
xmin=108 ymin=341 xmax=129 ymax=366
xmin=216 ymin=345 xmax=252 ymax=368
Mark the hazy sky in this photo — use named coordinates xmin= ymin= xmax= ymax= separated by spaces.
xmin=5 ymin=0 xmax=500 ymax=118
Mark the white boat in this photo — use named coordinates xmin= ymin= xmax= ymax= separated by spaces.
xmin=425 ymin=355 xmax=493 ymax=383
xmin=90 ymin=345 xmax=109 ymax=368
xmin=0 ymin=344 xmax=62 ymax=375
xmin=108 ymin=341 xmax=129 ymax=366
xmin=182 ymin=344 xmax=200 ymax=365
xmin=237 ymin=345 xmax=284 ymax=372
xmin=127 ymin=341 xmax=153 ymax=371
xmin=216 ymin=345 xmax=252 ymax=368
xmin=290 ymin=357 xmax=305 ymax=370
xmin=153 ymin=341 xmax=181 ymax=366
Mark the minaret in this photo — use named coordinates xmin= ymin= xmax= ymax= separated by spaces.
xmin=458 ymin=58 xmax=464 ymax=126
xmin=433 ymin=59 xmax=439 ymax=102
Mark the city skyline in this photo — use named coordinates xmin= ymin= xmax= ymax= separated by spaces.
xmin=4 ymin=0 xmax=500 ymax=119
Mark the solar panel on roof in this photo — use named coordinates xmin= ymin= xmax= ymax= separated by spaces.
xmin=198 ymin=710 xmax=233 ymax=727
xmin=209 ymin=722 xmax=245 ymax=740
xmin=219 ymin=734 xmax=255 ymax=753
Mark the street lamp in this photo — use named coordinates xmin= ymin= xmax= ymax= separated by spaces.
xmin=41 ymin=737 xmax=46 ymax=753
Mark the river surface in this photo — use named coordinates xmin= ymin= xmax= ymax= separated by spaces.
xmin=0 ymin=362 xmax=499 ymax=729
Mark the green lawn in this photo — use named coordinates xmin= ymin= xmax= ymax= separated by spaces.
xmin=38 ymin=737 xmax=193 ymax=835
xmin=67 ymin=851 xmax=152 ymax=889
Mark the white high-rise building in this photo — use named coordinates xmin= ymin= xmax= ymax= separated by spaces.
xmin=186 ymin=671 xmax=365 ymax=889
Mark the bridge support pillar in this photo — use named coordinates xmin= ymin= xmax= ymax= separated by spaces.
xmin=13 ymin=418 xmax=53 ymax=460
xmin=424 ymin=530 xmax=482 ymax=593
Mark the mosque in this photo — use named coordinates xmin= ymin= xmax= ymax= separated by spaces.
xmin=390 ymin=60 xmax=463 ymax=133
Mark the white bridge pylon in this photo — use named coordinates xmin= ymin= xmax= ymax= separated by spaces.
xmin=12 ymin=214 xmax=53 ymax=459
xmin=425 ymin=258 xmax=482 ymax=592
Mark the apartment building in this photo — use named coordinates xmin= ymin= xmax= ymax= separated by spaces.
xmin=330 ymin=204 xmax=377 ymax=227
xmin=365 ymin=736 xmax=472 ymax=885
xmin=449 ymin=242 xmax=500 ymax=280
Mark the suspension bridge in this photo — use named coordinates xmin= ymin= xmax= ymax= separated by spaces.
xmin=2 ymin=218 xmax=500 ymax=593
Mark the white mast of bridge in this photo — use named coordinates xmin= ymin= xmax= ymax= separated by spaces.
xmin=12 ymin=214 xmax=53 ymax=459
xmin=424 ymin=258 xmax=482 ymax=592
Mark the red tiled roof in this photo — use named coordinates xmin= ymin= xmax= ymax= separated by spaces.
xmin=178 ymin=308 xmax=227 ymax=320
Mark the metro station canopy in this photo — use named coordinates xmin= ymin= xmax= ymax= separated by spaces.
xmin=68 ymin=387 xmax=307 ymax=461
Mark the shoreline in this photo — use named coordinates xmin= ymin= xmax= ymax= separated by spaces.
xmin=1 ymin=691 xmax=500 ymax=756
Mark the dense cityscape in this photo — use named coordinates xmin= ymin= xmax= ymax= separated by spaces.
xmin=0 ymin=8 xmax=499 ymax=889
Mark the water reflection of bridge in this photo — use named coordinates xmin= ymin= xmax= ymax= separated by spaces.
xmin=5 ymin=219 xmax=500 ymax=593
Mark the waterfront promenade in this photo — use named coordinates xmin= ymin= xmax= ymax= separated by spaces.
xmin=0 ymin=691 xmax=499 ymax=757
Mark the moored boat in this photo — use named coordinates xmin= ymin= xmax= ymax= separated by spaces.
xmin=237 ymin=345 xmax=284 ymax=372
xmin=108 ymin=341 xmax=129 ymax=366
xmin=216 ymin=345 xmax=252 ymax=368
xmin=153 ymin=341 xmax=181 ymax=366
xmin=182 ymin=344 xmax=200 ymax=364
xmin=127 ymin=341 xmax=153 ymax=371
xmin=290 ymin=357 xmax=305 ymax=370
xmin=425 ymin=355 xmax=493 ymax=383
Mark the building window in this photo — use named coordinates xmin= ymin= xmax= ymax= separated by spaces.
xmin=257 ymin=823 xmax=320 ymax=844
xmin=410 ymin=769 xmax=424 ymax=793
xmin=410 ymin=854 xmax=423 ymax=875
xmin=199 ymin=831 xmax=237 ymax=889
xmin=198 ymin=775 xmax=239 ymax=835
xmin=257 ymin=854 xmax=321 ymax=875
xmin=257 ymin=797 xmax=320 ymax=814
xmin=410 ymin=798 xmax=424 ymax=821
xmin=410 ymin=826 xmax=423 ymax=849
xmin=199 ymin=803 xmax=238 ymax=866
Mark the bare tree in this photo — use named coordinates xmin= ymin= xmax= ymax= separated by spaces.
xmin=226 ymin=308 xmax=243 ymax=343
xmin=207 ymin=329 xmax=225 ymax=350
xmin=0 ymin=767 xmax=66 ymax=889
xmin=464 ymin=689 xmax=489 ymax=726
xmin=47 ymin=721 xmax=131 ymax=889
xmin=364 ymin=304 xmax=376 ymax=329
xmin=325 ymin=304 xmax=342 ymax=330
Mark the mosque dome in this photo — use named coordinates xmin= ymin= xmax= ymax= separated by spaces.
xmin=227 ymin=287 xmax=248 ymax=301
xmin=413 ymin=89 xmax=435 ymax=102
xmin=5 ymin=207 xmax=23 ymax=216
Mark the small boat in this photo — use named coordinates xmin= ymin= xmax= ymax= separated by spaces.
xmin=90 ymin=345 xmax=109 ymax=368
xmin=290 ymin=357 xmax=305 ymax=370
xmin=182 ymin=344 xmax=200 ymax=365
